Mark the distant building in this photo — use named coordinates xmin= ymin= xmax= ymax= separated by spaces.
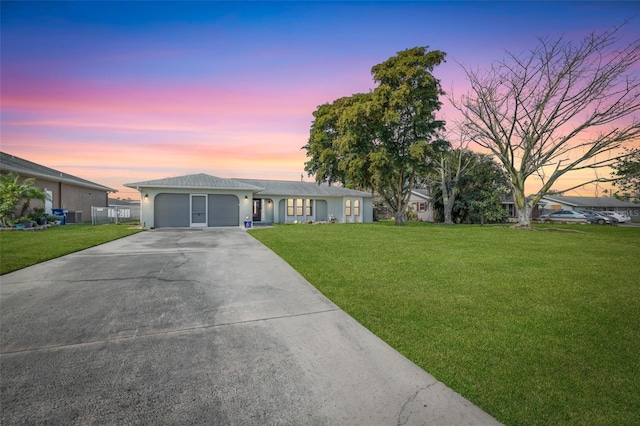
xmin=539 ymin=195 xmax=640 ymax=221
xmin=0 ymin=152 xmax=114 ymax=222
xmin=408 ymin=189 xmax=433 ymax=222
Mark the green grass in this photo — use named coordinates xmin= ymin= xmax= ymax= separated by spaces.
xmin=250 ymin=222 xmax=640 ymax=426
xmin=0 ymin=224 xmax=143 ymax=275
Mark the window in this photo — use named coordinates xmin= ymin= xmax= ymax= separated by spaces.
xmin=296 ymin=199 xmax=303 ymax=216
xmin=354 ymin=199 xmax=360 ymax=216
xmin=416 ymin=202 xmax=427 ymax=212
xmin=287 ymin=199 xmax=294 ymax=216
xmin=503 ymin=204 xmax=515 ymax=217
xmin=345 ymin=199 xmax=351 ymax=216
xmin=305 ymin=199 xmax=313 ymax=216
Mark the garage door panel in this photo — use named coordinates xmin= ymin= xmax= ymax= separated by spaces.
xmin=208 ymin=195 xmax=239 ymax=227
xmin=155 ymin=194 xmax=189 ymax=228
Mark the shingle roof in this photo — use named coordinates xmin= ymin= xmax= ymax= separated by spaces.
xmin=412 ymin=189 xmax=431 ymax=199
xmin=125 ymin=173 xmax=263 ymax=191
xmin=125 ymin=173 xmax=372 ymax=197
xmin=234 ymin=178 xmax=372 ymax=198
xmin=124 ymin=173 xmax=371 ymax=197
xmin=0 ymin=151 xmax=115 ymax=192
xmin=542 ymin=195 xmax=638 ymax=208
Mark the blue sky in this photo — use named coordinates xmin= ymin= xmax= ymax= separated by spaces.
xmin=1 ymin=1 xmax=638 ymax=197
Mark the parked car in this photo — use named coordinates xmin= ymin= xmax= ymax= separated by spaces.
xmin=540 ymin=210 xmax=588 ymax=223
xmin=575 ymin=210 xmax=613 ymax=225
xmin=599 ymin=211 xmax=631 ymax=224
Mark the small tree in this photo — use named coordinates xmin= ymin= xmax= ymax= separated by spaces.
xmin=433 ymin=140 xmax=476 ymax=225
xmin=0 ymin=172 xmax=49 ymax=225
xmin=430 ymin=151 xmax=508 ymax=224
xmin=611 ymin=147 xmax=640 ymax=202
xmin=452 ymin=24 xmax=640 ymax=227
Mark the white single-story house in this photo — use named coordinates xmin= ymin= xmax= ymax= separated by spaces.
xmin=539 ymin=195 xmax=640 ymax=220
xmin=408 ymin=189 xmax=433 ymax=222
xmin=124 ymin=173 xmax=373 ymax=228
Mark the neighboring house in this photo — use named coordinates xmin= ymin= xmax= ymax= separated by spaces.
xmin=408 ymin=189 xmax=433 ymax=222
xmin=0 ymin=152 xmax=114 ymax=222
xmin=500 ymin=195 xmax=543 ymax=222
xmin=124 ymin=173 xmax=373 ymax=229
xmin=540 ymin=195 xmax=640 ymax=221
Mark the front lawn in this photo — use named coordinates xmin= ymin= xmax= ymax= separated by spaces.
xmin=250 ymin=222 xmax=640 ymax=426
xmin=0 ymin=224 xmax=143 ymax=275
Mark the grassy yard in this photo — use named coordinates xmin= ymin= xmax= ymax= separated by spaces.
xmin=250 ymin=222 xmax=640 ymax=426
xmin=0 ymin=224 xmax=143 ymax=275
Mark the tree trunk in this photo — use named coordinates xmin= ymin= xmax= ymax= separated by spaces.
xmin=513 ymin=187 xmax=532 ymax=227
xmin=394 ymin=209 xmax=404 ymax=226
xmin=441 ymin=182 xmax=456 ymax=224
xmin=443 ymin=193 xmax=455 ymax=224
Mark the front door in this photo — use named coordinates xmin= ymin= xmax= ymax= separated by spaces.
xmin=190 ymin=194 xmax=207 ymax=227
xmin=253 ymin=199 xmax=262 ymax=222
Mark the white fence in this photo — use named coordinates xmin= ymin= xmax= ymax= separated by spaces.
xmin=91 ymin=205 xmax=140 ymax=225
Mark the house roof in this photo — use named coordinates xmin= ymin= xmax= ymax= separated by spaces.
xmin=125 ymin=173 xmax=264 ymax=191
xmin=541 ymin=195 xmax=638 ymax=208
xmin=411 ymin=189 xmax=430 ymax=200
xmin=126 ymin=173 xmax=372 ymax=198
xmin=234 ymin=178 xmax=372 ymax=198
xmin=108 ymin=198 xmax=140 ymax=206
xmin=0 ymin=151 xmax=115 ymax=192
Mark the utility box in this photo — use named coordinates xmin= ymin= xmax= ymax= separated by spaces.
xmin=67 ymin=211 xmax=82 ymax=223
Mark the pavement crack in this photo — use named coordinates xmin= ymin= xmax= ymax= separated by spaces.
xmin=0 ymin=308 xmax=342 ymax=356
xmin=397 ymin=383 xmax=437 ymax=426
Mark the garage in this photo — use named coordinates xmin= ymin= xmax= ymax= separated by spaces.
xmin=153 ymin=193 xmax=240 ymax=228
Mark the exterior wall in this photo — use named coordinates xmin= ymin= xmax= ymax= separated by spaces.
xmin=3 ymin=175 xmax=109 ymax=222
xmin=60 ymin=182 xmax=109 ymax=222
xmin=138 ymin=187 xmax=253 ymax=228
xmin=265 ymin=196 xmax=372 ymax=224
xmin=135 ymin=187 xmax=374 ymax=227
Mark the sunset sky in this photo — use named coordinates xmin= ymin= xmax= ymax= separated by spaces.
xmin=2 ymin=1 xmax=639 ymax=199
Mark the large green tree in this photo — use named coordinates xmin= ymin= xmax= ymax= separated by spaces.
xmin=303 ymin=47 xmax=447 ymax=226
xmin=452 ymin=24 xmax=640 ymax=227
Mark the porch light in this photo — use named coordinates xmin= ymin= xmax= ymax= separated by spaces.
xmin=245 ymin=195 xmax=248 ymax=199
xmin=144 ymin=193 xmax=149 ymax=200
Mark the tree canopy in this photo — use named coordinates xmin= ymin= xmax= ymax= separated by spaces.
xmin=303 ymin=47 xmax=447 ymax=225
xmin=429 ymin=150 xmax=508 ymax=224
xmin=453 ymin=23 xmax=640 ymax=227
xmin=612 ymin=147 xmax=640 ymax=202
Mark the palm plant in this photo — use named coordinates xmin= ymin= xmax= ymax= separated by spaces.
xmin=0 ymin=172 xmax=49 ymax=226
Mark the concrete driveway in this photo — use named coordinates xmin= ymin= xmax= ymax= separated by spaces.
xmin=1 ymin=228 xmax=501 ymax=425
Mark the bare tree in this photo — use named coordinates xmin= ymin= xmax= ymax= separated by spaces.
xmin=452 ymin=23 xmax=640 ymax=227
xmin=435 ymin=143 xmax=472 ymax=224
